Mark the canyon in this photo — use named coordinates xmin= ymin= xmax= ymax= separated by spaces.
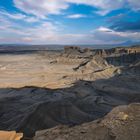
xmin=0 ymin=45 xmax=140 ymax=140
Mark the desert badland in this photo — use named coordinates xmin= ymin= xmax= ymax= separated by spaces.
xmin=0 ymin=45 xmax=140 ymax=140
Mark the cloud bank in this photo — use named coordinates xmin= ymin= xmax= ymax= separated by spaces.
xmin=14 ymin=0 xmax=140 ymax=17
xmin=0 ymin=0 xmax=140 ymax=44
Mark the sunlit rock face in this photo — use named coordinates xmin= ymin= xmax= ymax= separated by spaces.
xmin=0 ymin=131 xmax=23 ymax=140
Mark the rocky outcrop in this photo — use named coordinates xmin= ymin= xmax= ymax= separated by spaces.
xmin=106 ymin=52 xmax=140 ymax=66
xmin=33 ymin=103 xmax=140 ymax=140
xmin=64 ymin=46 xmax=81 ymax=54
xmin=74 ymin=56 xmax=110 ymax=74
xmin=18 ymin=100 xmax=93 ymax=137
xmin=0 ymin=131 xmax=23 ymax=140
xmin=95 ymin=46 xmax=140 ymax=57
xmin=122 ymin=61 xmax=140 ymax=75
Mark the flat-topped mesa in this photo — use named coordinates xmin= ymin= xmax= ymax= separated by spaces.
xmin=94 ymin=49 xmax=107 ymax=57
xmin=64 ymin=45 xmax=140 ymax=57
xmin=113 ymin=46 xmax=140 ymax=54
xmin=95 ymin=46 xmax=140 ymax=56
xmin=83 ymin=48 xmax=91 ymax=53
xmin=64 ymin=46 xmax=92 ymax=54
xmin=127 ymin=46 xmax=140 ymax=54
xmin=64 ymin=46 xmax=81 ymax=54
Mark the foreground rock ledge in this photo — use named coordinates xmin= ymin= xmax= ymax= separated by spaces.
xmin=34 ymin=103 xmax=140 ymax=140
xmin=0 ymin=131 xmax=23 ymax=140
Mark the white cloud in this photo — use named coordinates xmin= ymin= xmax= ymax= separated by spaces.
xmin=0 ymin=16 xmax=140 ymax=44
xmin=14 ymin=0 xmax=69 ymax=18
xmin=13 ymin=0 xmax=140 ymax=17
xmin=67 ymin=0 xmax=140 ymax=15
xmin=66 ymin=0 xmax=125 ymax=15
xmin=0 ymin=10 xmax=40 ymax=23
xmin=13 ymin=0 xmax=123 ymax=16
xmin=93 ymin=26 xmax=140 ymax=44
xmin=67 ymin=14 xmax=86 ymax=19
xmin=127 ymin=0 xmax=140 ymax=11
xmin=0 ymin=8 xmax=140 ymax=45
xmin=97 ymin=27 xmax=113 ymax=32
xmin=0 ymin=11 xmax=26 ymax=20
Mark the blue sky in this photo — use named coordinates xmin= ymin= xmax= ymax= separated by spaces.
xmin=0 ymin=0 xmax=140 ymax=44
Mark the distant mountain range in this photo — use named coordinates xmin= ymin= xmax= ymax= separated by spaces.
xmin=0 ymin=41 xmax=140 ymax=51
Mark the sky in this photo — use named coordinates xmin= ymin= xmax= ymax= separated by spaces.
xmin=0 ymin=0 xmax=140 ymax=45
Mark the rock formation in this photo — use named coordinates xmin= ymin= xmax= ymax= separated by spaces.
xmin=34 ymin=103 xmax=140 ymax=140
xmin=0 ymin=131 xmax=23 ymax=140
xmin=74 ymin=55 xmax=109 ymax=73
